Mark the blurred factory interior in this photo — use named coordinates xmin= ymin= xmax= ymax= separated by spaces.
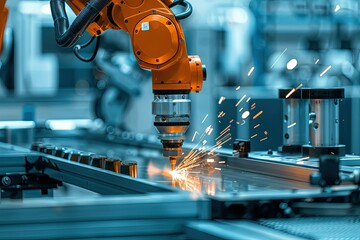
xmin=1 ymin=0 xmax=360 ymax=239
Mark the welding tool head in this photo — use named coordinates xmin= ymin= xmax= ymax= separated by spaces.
xmin=153 ymin=93 xmax=190 ymax=166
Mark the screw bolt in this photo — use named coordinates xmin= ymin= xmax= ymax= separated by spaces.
xmin=22 ymin=175 xmax=29 ymax=184
xmin=2 ymin=176 xmax=11 ymax=186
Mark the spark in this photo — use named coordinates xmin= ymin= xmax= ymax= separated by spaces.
xmin=315 ymin=59 xmax=320 ymax=64
xmin=208 ymin=127 xmax=214 ymax=135
xmin=218 ymin=161 xmax=226 ymax=164
xmin=216 ymin=133 xmax=231 ymax=145
xmin=236 ymin=121 xmax=240 ymax=125
xmin=207 ymin=158 xmax=215 ymax=163
xmin=296 ymin=83 xmax=303 ymax=90
xmin=251 ymin=103 xmax=256 ymax=108
xmin=254 ymin=124 xmax=260 ymax=129
xmin=246 ymin=97 xmax=251 ymax=103
xmin=264 ymin=131 xmax=268 ymax=135
xmin=286 ymin=88 xmax=296 ymax=98
xmin=235 ymin=95 xmax=246 ymax=107
xmin=320 ymin=65 xmax=332 ymax=77
xmin=251 ymin=134 xmax=258 ymax=139
xmin=236 ymin=86 xmax=241 ymax=91
xmin=241 ymin=120 xmax=246 ymax=125
xmin=205 ymin=125 xmax=213 ymax=135
xmin=192 ymin=131 xmax=199 ymax=142
xmin=214 ymin=168 xmax=222 ymax=171
xmin=242 ymin=111 xmax=250 ymax=119
xmin=296 ymin=156 xmax=310 ymax=162
xmin=288 ymin=122 xmax=297 ymax=129
xmin=253 ymin=110 xmax=263 ymax=120
xmin=218 ymin=111 xmax=226 ymax=118
xmin=248 ymin=67 xmax=255 ymax=76
xmin=287 ymin=59 xmax=298 ymax=70
xmin=210 ymin=144 xmax=225 ymax=156
xmin=176 ymin=118 xmax=234 ymax=171
xmin=220 ymin=125 xmax=231 ymax=134
xmin=334 ymin=4 xmax=341 ymax=12
xmin=217 ymin=126 xmax=231 ymax=140
xmin=218 ymin=96 xmax=226 ymax=105
xmin=239 ymin=107 xmax=244 ymax=113
xmin=260 ymin=137 xmax=268 ymax=142
xmin=271 ymin=48 xmax=287 ymax=68
xmin=201 ymin=114 xmax=209 ymax=124
xmin=229 ymin=119 xmax=234 ymax=124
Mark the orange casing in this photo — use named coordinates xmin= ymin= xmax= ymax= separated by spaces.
xmin=0 ymin=0 xmax=8 ymax=55
xmin=66 ymin=0 xmax=204 ymax=92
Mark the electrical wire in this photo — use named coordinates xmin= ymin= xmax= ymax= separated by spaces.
xmin=73 ymin=35 xmax=101 ymax=62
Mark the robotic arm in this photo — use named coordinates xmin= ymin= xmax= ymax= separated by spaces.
xmin=0 ymin=0 xmax=8 ymax=55
xmin=50 ymin=0 xmax=206 ymax=170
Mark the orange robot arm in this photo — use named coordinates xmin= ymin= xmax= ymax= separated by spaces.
xmin=50 ymin=0 xmax=206 ymax=170
xmin=0 ymin=0 xmax=8 ymax=55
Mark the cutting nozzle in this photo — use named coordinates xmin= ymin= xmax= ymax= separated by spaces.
xmin=152 ymin=93 xmax=190 ymax=170
xmin=169 ymin=157 xmax=177 ymax=170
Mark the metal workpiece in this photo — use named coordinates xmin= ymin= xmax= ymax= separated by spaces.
xmin=308 ymin=99 xmax=340 ymax=147
xmin=282 ymin=98 xmax=309 ymax=149
xmin=31 ymin=142 xmax=43 ymax=152
xmin=45 ymin=145 xmax=55 ymax=155
xmin=79 ymin=152 xmax=94 ymax=165
xmin=54 ymin=147 xmax=67 ymax=157
xmin=120 ymin=162 xmax=138 ymax=178
xmin=279 ymin=89 xmax=309 ymax=153
xmin=70 ymin=151 xmax=82 ymax=162
xmin=302 ymin=88 xmax=345 ymax=157
xmin=61 ymin=149 xmax=72 ymax=160
xmin=105 ymin=159 xmax=122 ymax=173
xmin=90 ymin=155 xmax=106 ymax=168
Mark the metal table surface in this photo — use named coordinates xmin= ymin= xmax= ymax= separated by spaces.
xmin=38 ymin=137 xmax=313 ymax=196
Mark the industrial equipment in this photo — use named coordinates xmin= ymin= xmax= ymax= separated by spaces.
xmin=2 ymin=0 xmax=360 ymax=239
xmin=0 ymin=0 xmax=7 ymax=55
xmin=49 ymin=0 xmax=207 ymax=169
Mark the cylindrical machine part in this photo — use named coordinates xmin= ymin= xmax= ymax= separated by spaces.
xmin=279 ymin=89 xmax=309 ymax=153
xmin=152 ymin=93 xmax=191 ymax=157
xmin=120 ymin=162 xmax=138 ymax=178
xmin=283 ymin=99 xmax=309 ymax=146
xmin=302 ymin=88 xmax=345 ymax=157
xmin=309 ymin=99 xmax=339 ymax=146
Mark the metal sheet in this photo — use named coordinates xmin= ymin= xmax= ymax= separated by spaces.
xmin=35 ymin=138 xmax=319 ymax=195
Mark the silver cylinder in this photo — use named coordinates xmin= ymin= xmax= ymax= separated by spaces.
xmin=309 ymin=99 xmax=339 ymax=147
xmin=152 ymin=94 xmax=191 ymax=157
xmin=283 ymin=99 xmax=309 ymax=146
xmin=152 ymin=94 xmax=191 ymax=117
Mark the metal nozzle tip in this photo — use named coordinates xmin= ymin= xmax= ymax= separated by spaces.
xmin=169 ymin=157 xmax=177 ymax=171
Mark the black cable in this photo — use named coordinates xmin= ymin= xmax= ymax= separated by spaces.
xmin=169 ymin=0 xmax=193 ymax=20
xmin=50 ymin=0 xmax=109 ymax=48
xmin=81 ymin=35 xmax=96 ymax=48
xmin=74 ymin=35 xmax=101 ymax=62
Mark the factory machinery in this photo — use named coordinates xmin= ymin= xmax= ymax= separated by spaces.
xmin=0 ymin=87 xmax=359 ymax=239
xmin=2 ymin=0 xmax=360 ymax=239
